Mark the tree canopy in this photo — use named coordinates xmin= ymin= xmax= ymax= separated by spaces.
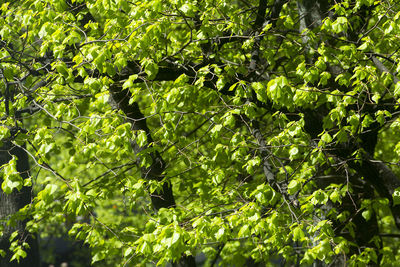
xmin=2 ymin=0 xmax=400 ymax=266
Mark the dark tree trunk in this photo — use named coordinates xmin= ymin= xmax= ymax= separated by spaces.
xmin=298 ymin=0 xmax=384 ymax=264
xmin=108 ymin=87 xmax=176 ymax=210
xmin=0 ymin=140 xmax=40 ymax=267
xmin=108 ymin=86 xmax=195 ymax=266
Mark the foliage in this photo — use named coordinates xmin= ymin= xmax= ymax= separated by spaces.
xmin=1 ymin=0 xmax=400 ymax=266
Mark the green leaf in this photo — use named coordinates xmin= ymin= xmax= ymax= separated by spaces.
xmin=361 ymin=209 xmax=372 ymax=221
xmin=289 ymin=146 xmax=299 ymax=160
xmin=3 ymin=68 xmax=13 ymax=80
xmin=393 ymin=187 xmax=400 ymax=206
xmin=124 ymin=247 xmax=134 ymax=257
xmin=330 ymin=190 xmax=341 ymax=203
xmin=238 ymin=225 xmax=250 ymax=237
xmin=0 ymin=126 xmax=11 ymax=140
xmin=136 ymin=130 xmax=148 ymax=147
xmin=320 ymin=132 xmax=332 ymax=143
xmin=1 ymin=158 xmax=23 ymax=194
xmin=144 ymin=60 xmax=159 ymax=80
xmin=288 ymin=180 xmax=300 ymax=195
xmin=122 ymin=74 xmax=138 ymax=90
xmin=53 ymin=61 xmax=70 ymax=78
xmin=92 ymin=251 xmax=106 ymax=263
xmin=394 ymin=82 xmax=400 ymax=96
xmin=292 ymin=226 xmax=305 ymax=241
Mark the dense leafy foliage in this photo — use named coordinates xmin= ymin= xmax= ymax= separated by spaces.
xmin=2 ymin=0 xmax=400 ymax=266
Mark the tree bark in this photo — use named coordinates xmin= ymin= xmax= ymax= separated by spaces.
xmin=0 ymin=140 xmax=40 ymax=267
